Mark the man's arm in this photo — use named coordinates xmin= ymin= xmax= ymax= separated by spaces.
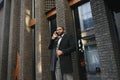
xmin=48 ymin=39 xmax=55 ymax=49
xmin=48 ymin=31 xmax=58 ymax=49
xmin=57 ymin=35 xmax=76 ymax=56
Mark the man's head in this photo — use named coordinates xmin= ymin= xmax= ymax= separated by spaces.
xmin=56 ymin=26 xmax=64 ymax=36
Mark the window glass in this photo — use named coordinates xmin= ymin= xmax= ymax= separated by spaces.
xmin=48 ymin=15 xmax=57 ymax=36
xmin=78 ymin=2 xmax=94 ymax=31
xmin=83 ymin=38 xmax=101 ymax=74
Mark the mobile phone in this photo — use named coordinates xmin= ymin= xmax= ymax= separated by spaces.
xmin=56 ymin=31 xmax=59 ymax=35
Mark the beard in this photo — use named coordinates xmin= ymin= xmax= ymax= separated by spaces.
xmin=58 ymin=32 xmax=64 ymax=36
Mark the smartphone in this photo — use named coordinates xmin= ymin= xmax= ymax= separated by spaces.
xmin=56 ymin=31 xmax=58 ymax=35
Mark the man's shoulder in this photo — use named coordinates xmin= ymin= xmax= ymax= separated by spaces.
xmin=63 ymin=34 xmax=73 ymax=39
xmin=64 ymin=33 xmax=72 ymax=36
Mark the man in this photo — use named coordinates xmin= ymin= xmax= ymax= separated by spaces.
xmin=48 ymin=26 xmax=76 ymax=80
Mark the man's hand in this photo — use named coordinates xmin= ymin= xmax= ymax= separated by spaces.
xmin=56 ymin=50 xmax=63 ymax=56
xmin=52 ymin=31 xmax=58 ymax=39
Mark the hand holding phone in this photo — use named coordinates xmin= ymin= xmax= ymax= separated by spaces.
xmin=52 ymin=31 xmax=58 ymax=39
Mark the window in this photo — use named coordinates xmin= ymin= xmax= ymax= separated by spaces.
xmin=82 ymin=38 xmax=101 ymax=74
xmin=78 ymin=2 xmax=94 ymax=31
xmin=48 ymin=15 xmax=57 ymax=36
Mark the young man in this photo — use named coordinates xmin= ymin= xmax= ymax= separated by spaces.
xmin=48 ymin=26 xmax=76 ymax=80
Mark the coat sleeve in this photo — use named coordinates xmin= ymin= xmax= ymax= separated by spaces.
xmin=48 ymin=39 xmax=55 ymax=49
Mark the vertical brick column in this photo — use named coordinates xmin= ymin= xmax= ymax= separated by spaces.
xmin=55 ymin=0 xmax=74 ymax=34
xmin=19 ymin=0 xmax=34 ymax=80
xmin=90 ymin=0 xmax=119 ymax=80
xmin=0 ymin=1 xmax=3 ymax=30
xmin=35 ymin=0 xmax=51 ymax=80
xmin=0 ymin=2 xmax=3 ymax=50
xmin=55 ymin=0 xmax=79 ymax=80
xmin=7 ymin=0 xmax=21 ymax=80
xmin=0 ymin=0 xmax=11 ymax=80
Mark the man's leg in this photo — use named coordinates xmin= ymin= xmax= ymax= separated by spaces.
xmin=63 ymin=73 xmax=73 ymax=80
xmin=55 ymin=67 xmax=63 ymax=80
xmin=55 ymin=59 xmax=62 ymax=80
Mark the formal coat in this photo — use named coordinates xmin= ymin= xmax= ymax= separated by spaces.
xmin=48 ymin=34 xmax=76 ymax=74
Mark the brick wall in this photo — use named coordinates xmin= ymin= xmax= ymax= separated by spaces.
xmin=0 ymin=0 xmax=120 ymax=80
xmin=0 ymin=0 xmax=11 ymax=79
xmin=90 ymin=0 xmax=120 ymax=80
xmin=19 ymin=0 xmax=35 ymax=80
xmin=0 ymin=4 xmax=3 ymax=80
xmin=7 ymin=0 xmax=21 ymax=80
xmin=35 ymin=0 xmax=51 ymax=80
xmin=0 ymin=6 xmax=3 ymax=47
xmin=45 ymin=0 xmax=55 ymax=12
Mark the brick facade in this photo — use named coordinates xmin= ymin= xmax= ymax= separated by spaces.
xmin=45 ymin=0 xmax=55 ymax=12
xmin=7 ymin=0 xmax=21 ymax=80
xmin=0 ymin=2 xmax=3 ymax=49
xmin=0 ymin=0 xmax=120 ymax=80
xmin=0 ymin=0 xmax=11 ymax=80
xmin=90 ymin=0 xmax=120 ymax=80
xmin=19 ymin=0 xmax=35 ymax=80
xmin=35 ymin=0 xmax=51 ymax=80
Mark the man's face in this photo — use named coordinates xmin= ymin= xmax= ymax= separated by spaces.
xmin=56 ymin=27 xmax=64 ymax=36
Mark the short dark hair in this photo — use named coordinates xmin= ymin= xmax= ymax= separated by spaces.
xmin=58 ymin=26 xmax=64 ymax=30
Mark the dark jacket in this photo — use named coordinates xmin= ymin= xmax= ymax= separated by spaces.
xmin=48 ymin=34 xmax=76 ymax=73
